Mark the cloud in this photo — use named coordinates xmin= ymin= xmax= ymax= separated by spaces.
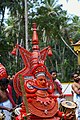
xmin=59 ymin=0 xmax=80 ymax=16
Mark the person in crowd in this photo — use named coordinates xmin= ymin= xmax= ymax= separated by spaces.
xmin=50 ymin=70 xmax=65 ymax=106
xmin=71 ymin=73 xmax=80 ymax=94
xmin=0 ymin=63 xmax=16 ymax=120
xmin=71 ymin=72 xmax=80 ymax=120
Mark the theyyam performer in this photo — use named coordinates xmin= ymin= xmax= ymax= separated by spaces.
xmin=0 ymin=63 xmax=16 ymax=120
xmin=11 ymin=23 xmax=76 ymax=120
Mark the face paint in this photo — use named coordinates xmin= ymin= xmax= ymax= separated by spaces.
xmin=36 ymin=76 xmax=47 ymax=88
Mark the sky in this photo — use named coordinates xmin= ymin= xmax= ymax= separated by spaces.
xmin=4 ymin=9 xmax=9 ymax=19
xmin=58 ymin=0 xmax=80 ymax=16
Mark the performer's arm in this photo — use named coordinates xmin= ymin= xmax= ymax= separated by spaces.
xmin=0 ymin=106 xmax=13 ymax=112
xmin=56 ymin=110 xmax=75 ymax=120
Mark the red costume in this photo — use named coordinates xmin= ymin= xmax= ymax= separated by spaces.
xmin=0 ymin=63 xmax=16 ymax=107
xmin=12 ymin=23 xmax=67 ymax=120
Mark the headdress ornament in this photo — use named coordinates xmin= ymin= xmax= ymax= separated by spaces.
xmin=35 ymin=72 xmax=45 ymax=78
xmin=31 ymin=63 xmax=47 ymax=77
xmin=0 ymin=63 xmax=8 ymax=80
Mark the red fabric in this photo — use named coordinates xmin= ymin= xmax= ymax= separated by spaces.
xmin=54 ymin=80 xmax=62 ymax=94
xmin=56 ymin=110 xmax=66 ymax=120
xmin=15 ymin=115 xmax=60 ymax=120
xmin=8 ymin=85 xmax=12 ymax=97
xmin=57 ymin=110 xmax=63 ymax=117
xmin=6 ymin=85 xmax=16 ymax=107
xmin=15 ymin=115 xmax=22 ymax=120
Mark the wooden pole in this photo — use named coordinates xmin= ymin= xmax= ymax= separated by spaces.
xmin=19 ymin=74 xmax=30 ymax=119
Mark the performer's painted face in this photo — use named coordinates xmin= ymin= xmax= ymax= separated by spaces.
xmin=36 ymin=76 xmax=47 ymax=88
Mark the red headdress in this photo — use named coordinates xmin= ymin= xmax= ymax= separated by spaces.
xmin=12 ymin=23 xmax=53 ymax=96
xmin=12 ymin=23 xmax=61 ymax=120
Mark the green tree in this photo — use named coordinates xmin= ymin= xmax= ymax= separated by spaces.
xmin=0 ymin=0 xmax=80 ymax=82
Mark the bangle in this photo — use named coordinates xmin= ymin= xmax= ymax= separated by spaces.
xmin=62 ymin=113 xmax=65 ymax=118
xmin=62 ymin=113 xmax=65 ymax=117
xmin=62 ymin=113 xmax=66 ymax=120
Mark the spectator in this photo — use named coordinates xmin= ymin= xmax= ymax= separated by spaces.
xmin=71 ymin=73 xmax=80 ymax=120
xmin=50 ymin=70 xmax=65 ymax=106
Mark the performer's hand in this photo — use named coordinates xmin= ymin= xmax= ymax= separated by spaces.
xmin=65 ymin=111 xmax=75 ymax=120
xmin=59 ymin=93 xmax=65 ymax=98
xmin=14 ymin=107 xmax=22 ymax=115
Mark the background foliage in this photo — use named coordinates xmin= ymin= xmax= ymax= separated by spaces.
xmin=0 ymin=0 xmax=80 ymax=82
